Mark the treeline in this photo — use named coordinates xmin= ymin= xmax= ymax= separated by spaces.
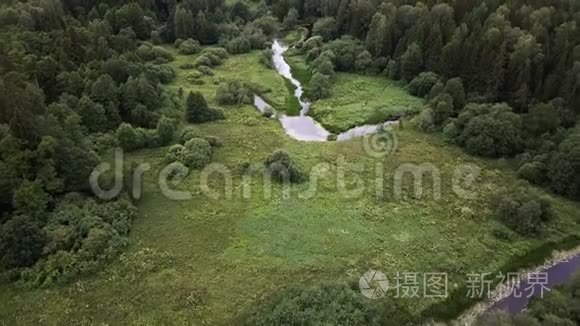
xmin=0 ymin=0 xmax=274 ymax=284
xmin=276 ymin=0 xmax=580 ymax=200
xmin=0 ymin=0 xmax=182 ymax=284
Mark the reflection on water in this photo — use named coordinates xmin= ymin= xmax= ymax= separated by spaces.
xmin=254 ymin=40 xmax=398 ymax=142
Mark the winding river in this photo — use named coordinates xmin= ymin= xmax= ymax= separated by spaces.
xmin=254 ymin=40 xmax=580 ymax=318
xmin=253 ymin=40 xmax=395 ymax=142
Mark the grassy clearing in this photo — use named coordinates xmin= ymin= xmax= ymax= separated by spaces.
xmin=168 ymin=46 xmax=290 ymax=110
xmin=1 ymin=49 xmax=579 ymax=325
xmin=310 ymin=73 xmax=424 ymax=133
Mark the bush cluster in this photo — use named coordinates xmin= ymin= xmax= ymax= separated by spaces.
xmin=264 ymin=149 xmax=305 ymax=183
xmin=215 ymin=80 xmax=253 ymax=105
xmin=164 ymin=137 xmax=214 ymax=169
xmin=494 ymin=186 xmax=555 ymax=235
xmin=1 ymin=197 xmax=137 ymax=286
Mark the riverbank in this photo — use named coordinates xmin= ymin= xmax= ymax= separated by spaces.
xmin=457 ymin=245 xmax=580 ymax=325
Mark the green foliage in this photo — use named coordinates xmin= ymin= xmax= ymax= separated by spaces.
xmin=312 ymin=17 xmax=337 ymax=41
xmin=449 ymin=103 xmax=523 ymax=158
xmin=116 ymin=123 xmax=139 ymax=151
xmin=401 ymin=43 xmax=423 ymax=81
xmin=547 ymin=125 xmax=580 ymax=199
xmin=244 ymin=283 xmax=385 ymax=325
xmin=355 ymin=50 xmax=373 ymax=73
xmin=156 ymin=116 xmax=178 ymax=145
xmin=215 ymin=80 xmax=253 ymax=106
xmin=444 ymin=78 xmax=466 ymax=112
xmin=264 ymin=149 xmax=304 ymax=183
xmin=408 ymin=72 xmax=441 ymax=98
xmin=197 ymin=65 xmax=214 ymax=76
xmin=12 ymin=180 xmax=50 ymax=220
xmin=178 ymin=39 xmax=201 ymax=55
xmin=136 ymin=43 xmax=174 ymax=62
xmin=183 ymin=138 xmax=213 ymax=168
xmin=324 ymin=36 xmax=365 ymax=72
xmin=0 ymin=215 xmax=46 ymax=269
xmin=525 ymin=103 xmax=561 ymax=137
xmin=478 ymin=271 xmax=580 ymax=326
xmin=185 ymin=91 xmax=224 ymax=123
xmin=20 ymin=198 xmax=137 ymax=286
xmin=179 ymin=126 xmax=202 ymax=144
xmin=282 ymin=8 xmax=299 ymax=30
xmin=430 ymin=93 xmax=454 ymax=126
xmin=165 ymin=138 xmax=213 ymax=169
xmin=494 ymin=186 xmax=555 ymax=235
xmin=226 ymin=36 xmax=252 ymax=54
xmin=259 ymin=48 xmax=274 ymax=68
xmin=308 ymin=72 xmax=331 ymax=100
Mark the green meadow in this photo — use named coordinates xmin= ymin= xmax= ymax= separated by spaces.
xmin=1 ymin=48 xmax=579 ymax=325
xmin=310 ymin=73 xmax=424 ymax=133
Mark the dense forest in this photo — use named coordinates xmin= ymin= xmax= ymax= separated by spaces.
xmin=0 ymin=0 xmax=579 ymax=323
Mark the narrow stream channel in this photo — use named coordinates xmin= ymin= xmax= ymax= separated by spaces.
xmin=253 ymin=40 xmax=395 ymax=142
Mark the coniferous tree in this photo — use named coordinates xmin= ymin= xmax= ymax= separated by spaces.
xmin=365 ymin=13 xmax=387 ymax=57
xmin=400 ymin=43 xmax=423 ymax=81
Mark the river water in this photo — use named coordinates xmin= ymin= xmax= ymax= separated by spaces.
xmin=253 ymin=40 xmax=395 ymax=142
xmin=488 ymin=253 xmax=580 ymax=314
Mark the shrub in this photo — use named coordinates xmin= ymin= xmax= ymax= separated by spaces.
xmin=174 ymin=38 xmax=184 ymax=48
xmin=355 ymin=50 xmax=373 ymax=73
xmin=136 ymin=44 xmax=174 ymax=62
xmin=309 ymin=72 xmax=331 ymax=100
xmin=226 ymin=36 xmax=252 ymax=54
xmin=408 ymin=72 xmax=441 ymax=98
xmin=517 ymin=161 xmax=547 ymax=185
xmin=324 ymin=36 xmax=365 ymax=72
xmin=164 ymin=138 xmax=213 ymax=169
xmin=419 ymin=108 xmax=436 ymax=132
xmin=264 ymin=149 xmax=304 ymax=183
xmin=150 ymin=31 xmax=162 ymax=45
xmin=444 ymin=77 xmax=466 ymax=112
xmin=144 ymin=64 xmax=176 ymax=84
xmin=179 ymin=63 xmax=195 ymax=70
xmin=303 ymin=36 xmax=323 ymax=52
xmin=85 ymin=132 xmax=119 ymax=154
xmin=494 ymin=187 xmax=555 ymax=235
xmin=179 ymin=126 xmax=202 ymax=144
xmin=201 ymin=47 xmax=228 ymax=59
xmin=244 ymin=283 xmax=384 ymax=325
xmin=185 ymin=91 xmax=225 ymax=123
xmin=203 ymin=135 xmax=223 ymax=148
xmin=259 ymin=48 xmax=274 ymax=68
xmin=178 ymin=39 xmax=201 ymax=55
xmin=193 ymin=55 xmax=212 ymax=67
xmin=156 ymin=116 xmax=177 ymax=145
xmin=452 ymin=103 xmax=523 ymax=158
xmin=23 ymin=198 xmax=136 ymax=286
xmin=0 ymin=215 xmax=46 ymax=268
xmin=116 ymin=123 xmax=140 ymax=151
xmin=282 ymin=8 xmax=299 ymax=30
xmin=431 ymin=93 xmax=454 ymax=126
xmin=164 ymin=144 xmax=187 ymax=163
xmin=183 ymin=138 xmax=213 ymax=168
xmin=197 ymin=65 xmax=214 ymax=76
xmin=312 ymin=17 xmax=337 ymax=41
xmin=215 ymin=80 xmax=253 ymax=105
